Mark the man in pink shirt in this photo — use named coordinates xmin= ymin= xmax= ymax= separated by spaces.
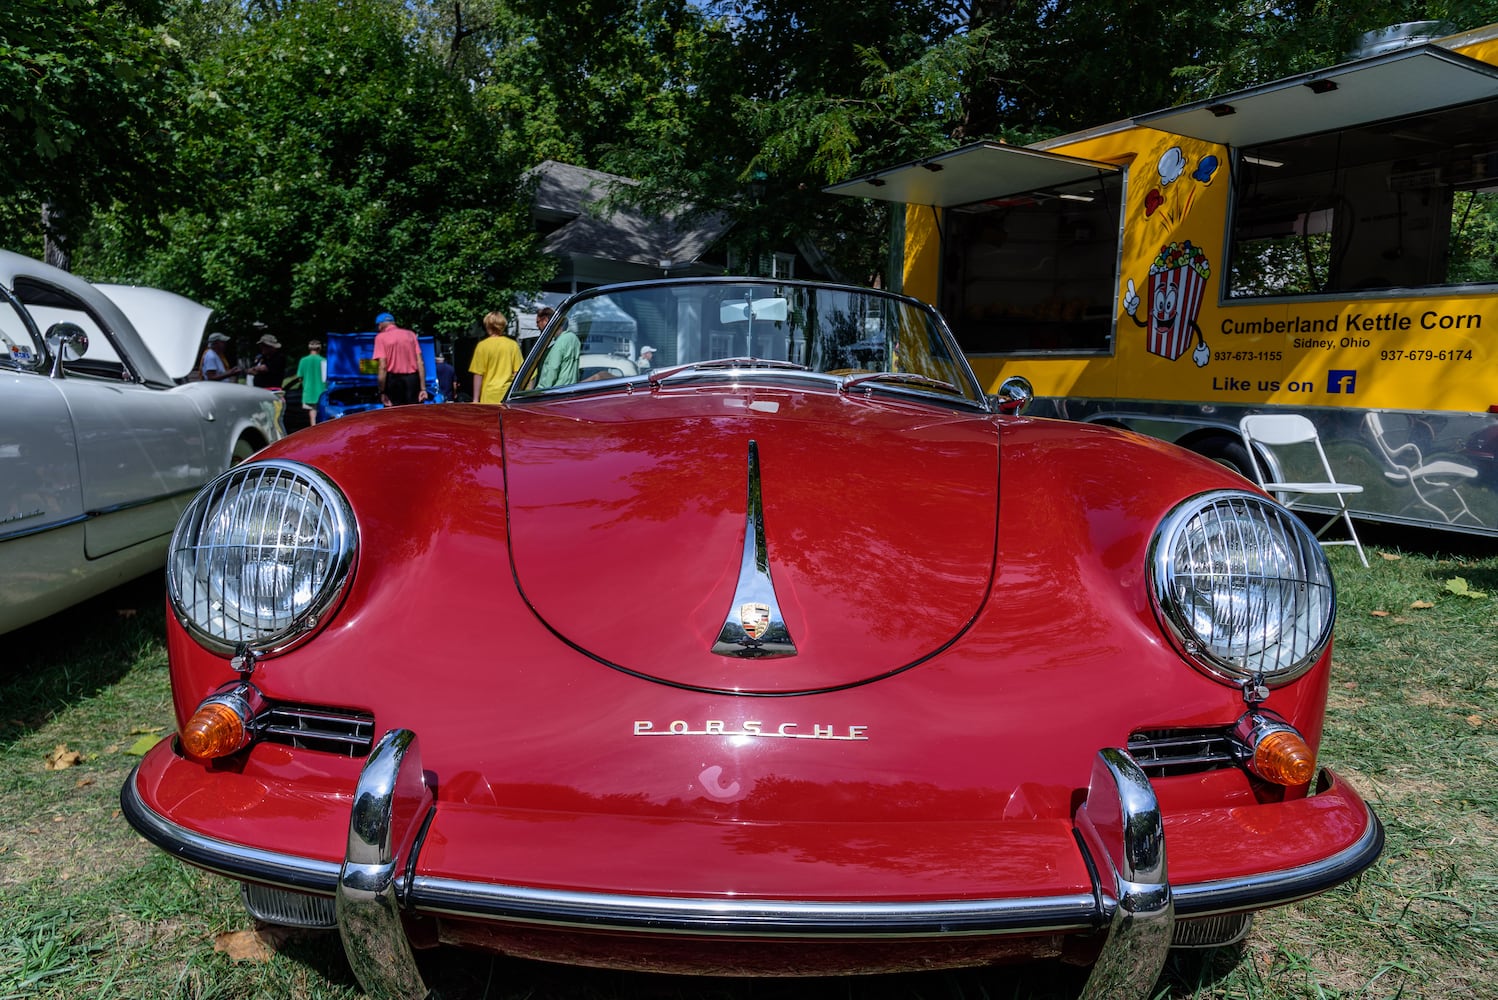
xmin=373 ymin=312 xmax=428 ymax=406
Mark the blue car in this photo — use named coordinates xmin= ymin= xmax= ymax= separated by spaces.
xmin=316 ymin=331 xmax=445 ymax=422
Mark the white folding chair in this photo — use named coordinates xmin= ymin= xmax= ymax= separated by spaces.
xmin=1239 ymin=414 xmax=1368 ymax=567
xmin=1364 ymin=412 xmax=1481 ymax=526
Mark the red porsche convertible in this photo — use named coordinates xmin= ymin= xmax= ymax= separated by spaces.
xmin=123 ymin=278 xmax=1381 ymax=998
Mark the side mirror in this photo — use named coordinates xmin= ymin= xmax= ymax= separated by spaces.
xmin=45 ymin=322 xmax=89 ymax=377
xmin=992 ymin=375 xmax=1033 ymax=415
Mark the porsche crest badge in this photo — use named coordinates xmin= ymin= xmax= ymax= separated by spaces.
xmin=738 ymin=602 xmax=771 ymax=640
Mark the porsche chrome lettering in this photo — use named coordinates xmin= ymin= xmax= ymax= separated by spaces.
xmin=634 ymin=720 xmax=869 ymax=741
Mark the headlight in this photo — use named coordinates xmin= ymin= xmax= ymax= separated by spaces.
xmin=1150 ymin=490 xmax=1334 ymax=686
xmin=168 ymin=461 xmax=356 ymax=655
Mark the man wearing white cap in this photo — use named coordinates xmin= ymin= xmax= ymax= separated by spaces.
xmin=637 ymin=345 xmax=656 ymax=372
xmin=199 ymin=332 xmax=241 ymax=382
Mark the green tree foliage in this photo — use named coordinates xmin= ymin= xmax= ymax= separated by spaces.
xmin=0 ymin=0 xmax=184 ymax=255
xmin=580 ymin=1 xmax=978 ymax=284
xmin=80 ymin=0 xmax=549 ymax=340
xmin=13 ymin=0 xmax=1498 ymax=334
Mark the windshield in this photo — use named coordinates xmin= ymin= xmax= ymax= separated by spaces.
xmin=511 ymin=279 xmax=986 ymax=407
xmin=0 ymin=286 xmax=43 ymax=372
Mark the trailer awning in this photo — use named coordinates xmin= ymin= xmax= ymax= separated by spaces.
xmin=1136 ymin=44 xmax=1498 ymax=148
xmin=825 ymin=142 xmax=1120 ymax=208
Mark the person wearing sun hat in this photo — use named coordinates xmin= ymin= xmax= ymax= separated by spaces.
xmin=248 ymin=333 xmax=286 ymax=389
xmin=373 ymin=311 xmax=427 ymax=406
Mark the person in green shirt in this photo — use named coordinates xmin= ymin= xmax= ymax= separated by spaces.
xmin=296 ymin=339 xmax=328 ymax=425
xmin=536 ymin=307 xmax=580 ymax=388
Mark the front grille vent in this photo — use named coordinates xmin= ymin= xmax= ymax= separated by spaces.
xmin=1128 ymin=727 xmax=1240 ymax=777
xmin=254 ymin=704 xmax=375 ymax=757
xmin=241 ymin=883 xmax=338 ymax=929
xmin=1172 ymin=912 xmax=1253 ymax=948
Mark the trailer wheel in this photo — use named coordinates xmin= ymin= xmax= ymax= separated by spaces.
xmin=1195 ymin=437 xmax=1255 ymax=480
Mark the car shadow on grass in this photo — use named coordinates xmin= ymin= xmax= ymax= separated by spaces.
xmin=0 ymin=571 xmax=167 ymax=745
xmin=266 ymin=934 xmax=1163 ymax=999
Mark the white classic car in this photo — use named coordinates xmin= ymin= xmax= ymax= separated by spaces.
xmin=0 ymin=250 xmax=284 ymax=634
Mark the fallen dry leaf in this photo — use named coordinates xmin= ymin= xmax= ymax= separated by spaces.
xmin=1411 ymin=600 xmax=1435 ymax=609
xmin=44 ymin=744 xmax=83 ymax=770
xmin=75 ymin=776 xmax=95 ymax=789
xmin=1467 ymin=715 xmax=1484 ymax=727
xmin=213 ymin=925 xmax=296 ymax=964
xmin=1370 ymin=610 xmax=1391 ymax=618
xmin=1380 ymin=552 xmax=1402 ymax=561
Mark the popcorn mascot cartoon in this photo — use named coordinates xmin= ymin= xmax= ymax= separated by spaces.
xmin=1122 ymin=145 xmax=1219 ymax=368
xmin=1122 ymin=241 xmax=1212 ymax=368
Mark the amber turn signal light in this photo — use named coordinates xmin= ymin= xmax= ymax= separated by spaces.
xmin=1233 ymin=711 xmax=1317 ymax=786
xmin=1251 ymin=729 xmax=1317 ymax=786
xmin=181 ymin=687 xmax=258 ymax=760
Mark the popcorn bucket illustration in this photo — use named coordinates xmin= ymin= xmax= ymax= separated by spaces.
xmin=1145 ymin=243 xmax=1209 ymax=360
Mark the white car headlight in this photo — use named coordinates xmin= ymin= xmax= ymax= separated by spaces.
xmin=168 ymin=461 xmax=356 ymax=655
xmin=1150 ymin=490 xmax=1334 ymax=686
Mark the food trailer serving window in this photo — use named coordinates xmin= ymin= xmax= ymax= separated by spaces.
xmin=829 ymin=143 xmax=1123 ymax=356
xmin=1139 ymin=44 xmax=1498 ymax=299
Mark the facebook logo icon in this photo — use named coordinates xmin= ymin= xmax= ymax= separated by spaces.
xmin=1327 ymin=370 xmax=1357 ymax=394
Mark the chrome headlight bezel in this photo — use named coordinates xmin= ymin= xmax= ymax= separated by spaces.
xmin=168 ymin=460 xmax=357 ymax=657
xmin=1149 ymin=490 xmax=1335 ymax=687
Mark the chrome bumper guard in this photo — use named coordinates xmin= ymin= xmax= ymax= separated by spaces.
xmin=121 ymin=731 xmax=1383 ymax=1000
xmin=331 ymin=734 xmax=1168 ymax=1000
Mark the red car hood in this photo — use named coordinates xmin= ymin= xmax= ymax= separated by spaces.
xmin=502 ymin=388 xmax=998 ymax=693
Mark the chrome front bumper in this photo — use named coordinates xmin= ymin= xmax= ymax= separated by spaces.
xmin=122 ymin=730 xmax=1383 ymax=1000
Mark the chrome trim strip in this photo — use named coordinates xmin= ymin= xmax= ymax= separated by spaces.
xmin=124 ymin=756 xmax=1379 ymax=950
xmin=336 ymin=729 xmax=433 ymax=1000
xmin=712 ymin=439 xmax=798 ymax=659
xmin=1173 ymin=793 xmax=1384 ymax=916
xmin=120 ymin=762 xmax=343 ymax=893
xmin=0 ymin=483 xmax=200 ymax=544
xmin=0 ymin=512 xmax=90 ymax=544
xmin=88 ymin=484 xmax=203 ymax=517
xmin=1076 ymin=748 xmax=1175 ymax=1000
xmin=407 ymin=879 xmax=1101 ymax=937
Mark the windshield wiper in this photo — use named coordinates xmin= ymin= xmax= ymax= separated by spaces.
xmin=840 ymin=371 xmax=964 ymax=397
xmin=648 ymin=357 xmax=811 ymax=386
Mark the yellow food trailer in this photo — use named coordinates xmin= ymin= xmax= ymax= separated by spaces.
xmin=831 ymin=22 xmax=1498 ymax=536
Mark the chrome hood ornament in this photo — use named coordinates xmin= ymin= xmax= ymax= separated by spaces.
xmin=712 ymin=440 xmax=797 ymax=659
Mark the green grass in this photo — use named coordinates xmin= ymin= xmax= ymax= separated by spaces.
xmin=1 ymin=532 xmax=1494 ymax=1000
